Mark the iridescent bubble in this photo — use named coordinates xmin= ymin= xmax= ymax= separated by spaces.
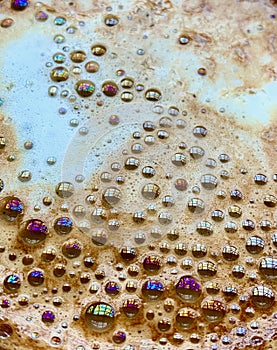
xmin=54 ymin=16 xmax=66 ymax=25
xmin=62 ymin=239 xmax=82 ymax=259
xmin=54 ymin=217 xmax=73 ymax=234
xmin=4 ymin=274 xmax=21 ymax=291
xmin=27 ymin=269 xmax=45 ymax=286
xmin=35 ymin=11 xmax=48 ymax=21
xmin=19 ymin=219 xmax=48 ymax=245
xmin=53 ymin=53 xmax=66 ymax=63
xmin=0 ymin=196 xmax=23 ymax=221
xmin=105 ymin=281 xmax=120 ymax=296
xmin=75 ymin=80 xmax=95 ymax=97
xmin=143 ymin=255 xmax=162 ymax=272
xmin=42 ymin=310 xmax=55 ymax=324
xmin=1 ymin=18 xmax=14 ymax=28
xmin=122 ymin=298 xmax=140 ymax=318
xmin=11 ymin=0 xmax=29 ymax=11
xmin=141 ymin=280 xmax=164 ymax=300
xmin=102 ymin=81 xmax=118 ymax=96
xmin=84 ymin=302 xmax=115 ymax=332
xmin=50 ymin=67 xmax=69 ymax=82
xmin=112 ymin=330 xmax=126 ymax=344
xmin=175 ymin=276 xmax=201 ymax=302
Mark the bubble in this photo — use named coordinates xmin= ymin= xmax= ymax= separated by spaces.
xmin=85 ymin=302 xmax=115 ymax=332
xmin=102 ymin=81 xmax=118 ymax=96
xmin=0 ymin=196 xmax=23 ymax=221
xmin=1 ymin=18 xmax=14 ymax=28
xmin=242 ymin=219 xmax=255 ymax=231
xmin=35 ymin=10 xmax=48 ymax=21
xmin=102 ymin=187 xmax=121 ymax=205
xmin=145 ymin=89 xmax=161 ymax=101
xmin=41 ymin=247 xmax=56 ymax=262
xmin=11 ymin=0 xmax=29 ymax=11
xmin=175 ymin=276 xmax=201 ymax=303
xmin=122 ymin=298 xmax=140 ymax=318
xmin=4 ymin=274 xmax=21 ymax=291
xmin=222 ymin=245 xmax=239 ymax=261
xmin=263 ymin=194 xmax=277 ymax=207
xmin=53 ymin=53 xmax=66 ymax=63
xmin=230 ymin=189 xmax=243 ymax=200
xmin=70 ymin=50 xmax=86 ymax=63
xmin=192 ymin=243 xmax=207 ymax=258
xmin=254 ymin=173 xmax=268 ymax=185
xmin=53 ymin=264 xmax=66 ymax=277
xmin=171 ymin=153 xmax=186 ymax=166
xmin=62 ymin=239 xmax=82 ymax=259
xmin=0 ymin=324 xmax=13 ymax=339
xmin=189 ymin=146 xmax=205 ymax=159
xmin=75 ymin=80 xmax=95 ymax=97
xmin=0 ymin=136 xmax=6 ymax=149
xmin=251 ymin=285 xmax=275 ymax=309
xmin=91 ymin=44 xmax=107 ymax=56
xmin=245 ymin=236 xmax=265 ymax=254
xmin=232 ymin=265 xmax=245 ymax=279
xmin=50 ymin=67 xmax=69 ymax=82
xmin=112 ymin=330 xmax=126 ymax=344
xmin=176 ymin=308 xmax=199 ymax=330
xmin=193 ymin=125 xmax=207 ymax=137
xmin=259 ymin=257 xmax=277 ymax=280
xmin=105 ymin=281 xmax=120 ymax=296
xmin=27 ymin=269 xmax=45 ymax=286
xmin=85 ymin=61 xmax=99 ymax=73
xmin=197 ymin=261 xmax=217 ymax=277
xmin=22 ymin=254 xmax=34 ymax=265
xmin=54 ymin=225 xmax=67 ymax=243
xmin=121 ymin=78 xmax=134 ymax=89
xmin=121 ymin=91 xmax=134 ymax=102
xmin=54 ymin=34 xmax=65 ymax=44
xmin=197 ymin=67 xmax=207 ymax=76
xmin=19 ymin=219 xmax=48 ymax=245
xmin=187 ymin=198 xmax=205 ymax=213
xmin=120 ymin=247 xmax=137 ymax=261
xmin=218 ymin=153 xmax=230 ymax=162
xmin=56 ymin=182 xmax=74 ymax=198
xmin=143 ymin=255 xmax=162 ymax=272
xmin=104 ymin=14 xmax=119 ymax=26
xmin=141 ymin=280 xmax=164 ymax=300
xmin=179 ymin=35 xmax=190 ymax=45
xmin=54 ymin=16 xmax=66 ymax=25
xmin=201 ymin=299 xmax=226 ymax=322
xmin=18 ymin=169 xmax=32 ymax=182
xmin=42 ymin=310 xmax=55 ymax=324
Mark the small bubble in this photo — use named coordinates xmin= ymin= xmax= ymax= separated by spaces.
xmin=102 ymin=81 xmax=118 ymax=96
xmin=91 ymin=44 xmax=106 ymax=56
xmin=42 ymin=310 xmax=55 ymax=324
xmin=19 ymin=219 xmax=48 ymax=245
xmin=18 ymin=170 xmax=32 ymax=182
xmin=85 ymin=61 xmax=99 ymax=73
xmin=54 ymin=34 xmax=65 ymax=44
xmin=104 ymin=14 xmax=119 ymax=26
xmin=197 ymin=67 xmax=207 ymax=76
xmin=1 ymin=18 xmax=14 ymax=28
xmin=50 ymin=67 xmax=69 ymax=82
xmin=145 ymin=89 xmax=161 ymax=101
xmin=35 ymin=11 xmax=48 ymax=21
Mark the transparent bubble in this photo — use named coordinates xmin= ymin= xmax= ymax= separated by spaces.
xmin=145 ymin=89 xmax=161 ymax=101
xmin=56 ymin=182 xmax=74 ymax=198
xmin=197 ymin=261 xmax=217 ymax=277
xmin=201 ymin=299 xmax=226 ymax=322
xmin=201 ymin=174 xmax=218 ymax=189
xmin=251 ymin=285 xmax=275 ymax=309
xmin=176 ymin=308 xmax=199 ymax=330
xmin=103 ymin=187 xmax=121 ymax=205
xmin=0 ymin=324 xmax=13 ymax=339
xmin=246 ymin=236 xmax=264 ymax=254
xmin=222 ymin=245 xmax=239 ymax=261
xmin=259 ymin=257 xmax=277 ymax=280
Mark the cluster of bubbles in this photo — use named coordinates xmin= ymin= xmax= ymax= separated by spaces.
xmin=0 ymin=1 xmax=276 ymax=349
